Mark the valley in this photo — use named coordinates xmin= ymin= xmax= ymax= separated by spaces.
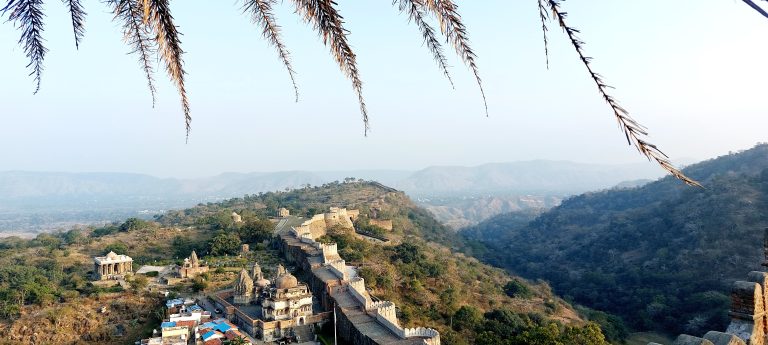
xmin=460 ymin=144 xmax=768 ymax=338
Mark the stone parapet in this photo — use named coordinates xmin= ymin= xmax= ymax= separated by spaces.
xmin=702 ymin=331 xmax=747 ymax=345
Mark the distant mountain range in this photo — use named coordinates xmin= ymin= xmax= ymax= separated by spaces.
xmin=460 ymin=143 xmax=768 ymax=335
xmin=398 ymin=160 xmax=667 ymax=196
xmin=0 ymin=160 xmax=667 ymax=232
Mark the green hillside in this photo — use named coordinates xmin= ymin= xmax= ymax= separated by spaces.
xmin=0 ymin=181 xmax=612 ymax=344
xmin=461 ymin=143 xmax=768 ymax=336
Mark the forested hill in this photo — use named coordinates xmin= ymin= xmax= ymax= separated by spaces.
xmin=0 ymin=181 xmax=617 ymax=344
xmin=460 ymin=143 xmax=768 ymax=336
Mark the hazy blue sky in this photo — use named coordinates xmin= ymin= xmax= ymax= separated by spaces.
xmin=1 ymin=0 xmax=767 ymax=178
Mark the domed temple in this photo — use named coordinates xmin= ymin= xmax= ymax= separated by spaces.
xmin=225 ymin=262 xmax=316 ymax=341
xmin=263 ymin=264 xmax=313 ymax=322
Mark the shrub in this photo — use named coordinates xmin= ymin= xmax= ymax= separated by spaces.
xmin=504 ymin=279 xmax=533 ymax=299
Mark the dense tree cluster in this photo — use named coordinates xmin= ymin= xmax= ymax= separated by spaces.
xmin=461 ymin=144 xmax=768 ymax=336
xmin=445 ymin=307 xmax=607 ymax=345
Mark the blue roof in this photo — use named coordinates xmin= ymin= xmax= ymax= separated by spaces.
xmin=188 ymin=304 xmax=202 ymax=311
xmin=202 ymin=331 xmax=216 ymax=341
xmin=161 ymin=321 xmax=176 ymax=328
xmin=214 ymin=323 xmax=232 ymax=333
xmin=201 ymin=322 xmax=216 ymax=329
xmin=165 ymin=298 xmax=184 ymax=308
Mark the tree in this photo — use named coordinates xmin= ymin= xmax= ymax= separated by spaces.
xmin=237 ymin=218 xmax=274 ymax=244
xmin=130 ymin=274 xmax=149 ymax=291
xmin=104 ymin=242 xmax=129 ymax=255
xmin=33 ymin=233 xmax=62 ymax=249
xmin=392 ymin=242 xmax=423 ymax=264
xmin=192 ymin=277 xmax=208 ymax=292
xmin=453 ymin=305 xmax=482 ymax=331
xmin=561 ymin=323 xmax=608 ymax=345
xmin=224 ymin=336 xmax=248 ymax=345
xmin=208 ymin=232 xmax=242 ymax=256
xmin=1 ymin=0 xmax=750 ymax=184
xmin=504 ymin=279 xmax=533 ymax=299
xmin=63 ymin=229 xmax=87 ymax=245
xmin=119 ymin=218 xmax=154 ymax=232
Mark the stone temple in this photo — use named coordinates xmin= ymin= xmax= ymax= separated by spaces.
xmin=93 ymin=251 xmax=133 ymax=280
xmin=263 ymin=264 xmax=313 ymax=322
xmin=222 ymin=262 xmax=316 ymax=341
xmin=233 ymin=263 xmax=313 ymax=323
xmin=178 ymin=250 xmax=208 ymax=279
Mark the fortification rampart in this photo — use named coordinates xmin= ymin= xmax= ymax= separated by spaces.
xmin=278 ymin=212 xmax=440 ymax=345
xmin=653 ymin=229 xmax=768 ymax=345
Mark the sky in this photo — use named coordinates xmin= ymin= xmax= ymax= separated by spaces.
xmin=1 ymin=0 xmax=767 ymax=178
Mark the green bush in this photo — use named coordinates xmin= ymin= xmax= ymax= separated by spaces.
xmin=504 ymin=279 xmax=533 ymax=299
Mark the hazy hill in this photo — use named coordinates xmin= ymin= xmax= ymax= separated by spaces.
xmin=398 ymin=160 xmax=666 ymax=196
xmin=0 ymin=161 xmax=664 ymax=233
xmin=460 ymin=143 xmax=768 ymax=336
xmin=417 ymin=195 xmax=560 ymax=230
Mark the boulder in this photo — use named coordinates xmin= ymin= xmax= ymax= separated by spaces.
xmin=703 ymin=331 xmax=746 ymax=345
xmin=672 ymin=334 xmax=715 ymax=345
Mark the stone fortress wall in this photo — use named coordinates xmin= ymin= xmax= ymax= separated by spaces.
xmin=293 ymin=207 xmax=360 ymax=239
xmin=279 ymin=208 xmax=440 ymax=345
xmin=654 ymin=229 xmax=768 ymax=345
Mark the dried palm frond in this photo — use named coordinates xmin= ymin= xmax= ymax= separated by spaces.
xmin=423 ymin=0 xmax=487 ymax=115
xmin=293 ymin=0 xmax=369 ymax=134
xmin=545 ymin=0 xmax=701 ymax=187
xmin=537 ymin=0 xmax=549 ymax=69
xmin=394 ymin=0 xmax=454 ymax=88
xmin=107 ymin=0 xmax=157 ymax=106
xmin=2 ymin=0 xmax=47 ymax=94
xmin=62 ymin=0 xmax=86 ymax=49
xmin=243 ymin=0 xmax=299 ymax=102
xmin=742 ymin=0 xmax=768 ymax=19
xmin=144 ymin=0 xmax=191 ymax=139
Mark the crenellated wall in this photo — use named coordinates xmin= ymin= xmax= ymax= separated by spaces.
xmin=348 ymin=277 xmax=373 ymax=309
xmin=278 ymin=213 xmax=440 ymax=345
xmin=651 ymin=270 xmax=768 ymax=345
xmin=326 ymin=259 xmax=349 ymax=281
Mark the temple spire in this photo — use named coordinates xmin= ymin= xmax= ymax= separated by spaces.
xmin=190 ymin=250 xmax=199 ymax=267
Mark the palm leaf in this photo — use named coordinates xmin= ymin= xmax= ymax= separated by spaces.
xmin=293 ymin=0 xmax=369 ymax=134
xmin=144 ymin=0 xmax=191 ymax=139
xmin=545 ymin=0 xmax=700 ymax=187
xmin=2 ymin=0 xmax=47 ymax=94
xmin=243 ymin=0 xmax=299 ymax=102
xmin=742 ymin=0 xmax=768 ymax=19
xmin=107 ymin=0 xmax=157 ymax=106
xmin=394 ymin=0 xmax=454 ymax=88
xmin=537 ymin=0 xmax=549 ymax=69
xmin=62 ymin=0 xmax=86 ymax=49
xmin=423 ymin=0 xmax=487 ymax=115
